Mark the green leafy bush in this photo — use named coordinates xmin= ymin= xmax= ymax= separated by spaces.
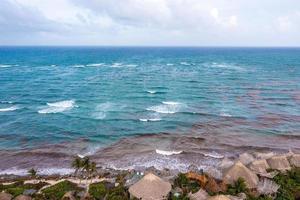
xmin=41 ymin=180 xmax=83 ymax=200
xmin=173 ymin=173 xmax=200 ymax=194
xmin=273 ymin=167 xmax=300 ymax=200
xmin=106 ymin=184 xmax=129 ymax=200
xmin=226 ymin=177 xmax=248 ymax=195
xmin=6 ymin=187 xmax=24 ymax=197
xmin=88 ymin=182 xmax=107 ymax=199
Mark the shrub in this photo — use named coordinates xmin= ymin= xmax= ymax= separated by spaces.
xmin=226 ymin=177 xmax=248 ymax=195
xmin=6 ymin=187 xmax=24 ymax=197
xmin=173 ymin=173 xmax=200 ymax=194
xmin=41 ymin=180 xmax=83 ymax=200
xmin=273 ymin=167 xmax=300 ymax=200
xmin=106 ymin=184 xmax=129 ymax=200
xmin=88 ymin=182 xmax=107 ymax=200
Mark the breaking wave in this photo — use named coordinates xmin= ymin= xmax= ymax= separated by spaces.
xmin=147 ymin=101 xmax=184 ymax=114
xmin=0 ymin=105 xmax=20 ymax=112
xmin=155 ymin=149 xmax=183 ymax=155
xmin=86 ymin=63 xmax=104 ymax=67
xmin=38 ymin=100 xmax=76 ymax=114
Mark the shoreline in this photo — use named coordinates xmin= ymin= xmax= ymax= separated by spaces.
xmin=1 ymin=151 xmax=299 ymax=200
xmin=1 ymin=131 xmax=300 ymax=177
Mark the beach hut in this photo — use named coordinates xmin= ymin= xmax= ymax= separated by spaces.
xmin=129 ymin=173 xmax=171 ymax=200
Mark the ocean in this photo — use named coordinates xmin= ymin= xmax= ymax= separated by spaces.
xmin=0 ymin=47 xmax=299 ymax=175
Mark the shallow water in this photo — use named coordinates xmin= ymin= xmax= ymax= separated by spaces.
xmin=0 ymin=47 xmax=299 ymax=174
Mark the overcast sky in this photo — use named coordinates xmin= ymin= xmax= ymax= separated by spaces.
xmin=1 ymin=0 xmax=300 ymax=46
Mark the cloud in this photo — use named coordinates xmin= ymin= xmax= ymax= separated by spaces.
xmin=0 ymin=0 xmax=300 ymax=46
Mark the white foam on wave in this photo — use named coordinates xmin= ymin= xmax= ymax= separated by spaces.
xmin=38 ymin=100 xmax=76 ymax=114
xmin=180 ymin=62 xmax=191 ymax=66
xmin=209 ymin=62 xmax=245 ymax=71
xmin=156 ymin=149 xmax=183 ymax=156
xmin=86 ymin=63 xmax=104 ymax=67
xmin=202 ymin=151 xmax=224 ymax=159
xmin=147 ymin=90 xmax=156 ymax=94
xmin=126 ymin=64 xmax=138 ymax=67
xmin=92 ymin=102 xmax=123 ymax=120
xmin=111 ymin=63 xmax=123 ymax=68
xmin=0 ymin=105 xmax=19 ymax=112
xmin=162 ymin=101 xmax=180 ymax=105
xmin=166 ymin=63 xmax=174 ymax=66
xmin=0 ymin=167 xmax=73 ymax=176
xmin=220 ymin=112 xmax=232 ymax=117
xmin=0 ymin=64 xmax=12 ymax=68
xmin=139 ymin=118 xmax=161 ymax=122
xmin=147 ymin=101 xmax=183 ymax=114
xmin=72 ymin=64 xmax=85 ymax=68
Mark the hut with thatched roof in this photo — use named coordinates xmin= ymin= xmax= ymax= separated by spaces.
xmin=129 ymin=173 xmax=171 ymax=200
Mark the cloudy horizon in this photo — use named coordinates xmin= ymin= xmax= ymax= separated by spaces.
xmin=1 ymin=0 xmax=300 ymax=46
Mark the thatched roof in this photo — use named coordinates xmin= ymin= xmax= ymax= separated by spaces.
xmin=129 ymin=173 xmax=171 ymax=200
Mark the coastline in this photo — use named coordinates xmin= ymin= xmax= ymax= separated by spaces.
xmin=1 ymin=150 xmax=299 ymax=200
xmin=1 ymin=130 xmax=300 ymax=177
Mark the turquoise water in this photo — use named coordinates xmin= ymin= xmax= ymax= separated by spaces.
xmin=0 ymin=47 xmax=300 ymax=156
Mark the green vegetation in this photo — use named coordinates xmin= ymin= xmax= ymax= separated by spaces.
xmin=41 ymin=180 xmax=83 ymax=200
xmin=273 ymin=167 xmax=300 ymax=200
xmin=0 ymin=181 xmax=48 ymax=198
xmin=226 ymin=177 xmax=248 ymax=195
xmin=71 ymin=156 xmax=98 ymax=183
xmin=173 ymin=173 xmax=200 ymax=194
xmin=106 ymin=184 xmax=129 ymax=200
xmin=88 ymin=182 xmax=107 ymax=199
xmin=88 ymin=182 xmax=129 ymax=200
xmin=28 ymin=168 xmax=37 ymax=177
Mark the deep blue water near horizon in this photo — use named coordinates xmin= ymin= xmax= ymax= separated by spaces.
xmin=0 ymin=47 xmax=300 ymax=154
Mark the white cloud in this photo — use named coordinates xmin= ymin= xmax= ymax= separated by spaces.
xmin=0 ymin=0 xmax=300 ymax=46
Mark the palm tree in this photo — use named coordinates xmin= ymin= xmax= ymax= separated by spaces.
xmin=72 ymin=156 xmax=83 ymax=183
xmin=82 ymin=157 xmax=91 ymax=184
xmin=28 ymin=168 xmax=37 ymax=178
xmin=72 ymin=156 xmax=83 ymax=176
xmin=89 ymin=162 xmax=97 ymax=184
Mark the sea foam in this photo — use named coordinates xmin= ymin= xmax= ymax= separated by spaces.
xmin=147 ymin=101 xmax=183 ymax=114
xmin=86 ymin=63 xmax=104 ymax=67
xmin=146 ymin=90 xmax=156 ymax=94
xmin=38 ymin=100 xmax=76 ymax=114
xmin=155 ymin=149 xmax=183 ymax=156
xmin=0 ymin=105 xmax=19 ymax=112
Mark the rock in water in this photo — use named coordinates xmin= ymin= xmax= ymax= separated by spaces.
xmin=267 ymin=155 xmax=291 ymax=171
xmin=0 ymin=192 xmax=13 ymax=200
xmin=239 ymin=153 xmax=255 ymax=165
xmin=128 ymin=173 xmax=171 ymax=200
xmin=189 ymin=189 xmax=208 ymax=200
xmin=14 ymin=195 xmax=32 ymax=200
xmin=207 ymin=195 xmax=231 ymax=200
xmin=223 ymin=161 xmax=259 ymax=189
xmin=289 ymin=154 xmax=300 ymax=167
xmin=257 ymin=178 xmax=280 ymax=195
xmin=249 ymin=159 xmax=270 ymax=174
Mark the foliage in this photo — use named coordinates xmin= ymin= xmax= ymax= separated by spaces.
xmin=173 ymin=173 xmax=200 ymax=194
xmin=106 ymin=184 xmax=129 ymax=200
xmin=226 ymin=177 xmax=248 ymax=195
xmin=28 ymin=168 xmax=37 ymax=177
xmin=88 ymin=182 xmax=107 ymax=200
xmin=273 ymin=167 xmax=300 ymax=200
xmin=0 ymin=181 xmax=48 ymax=197
xmin=41 ymin=180 xmax=83 ymax=200
xmin=6 ymin=187 xmax=24 ymax=197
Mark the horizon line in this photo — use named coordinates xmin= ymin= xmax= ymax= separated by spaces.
xmin=1 ymin=45 xmax=300 ymax=48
